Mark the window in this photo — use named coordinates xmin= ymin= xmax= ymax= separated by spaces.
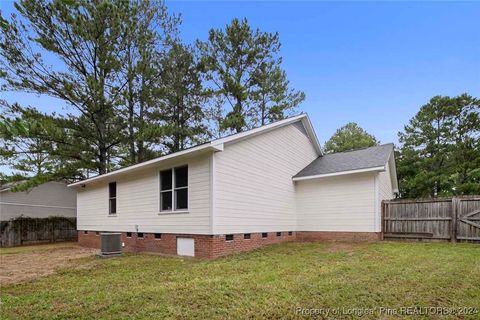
xmin=277 ymin=232 xmax=281 ymax=237
xmin=225 ymin=234 xmax=234 ymax=241
xmin=262 ymin=233 xmax=268 ymax=239
xmin=137 ymin=232 xmax=144 ymax=239
xmin=96 ymin=231 xmax=99 ymax=236
xmin=109 ymin=182 xmax=117 ymax=214
xmin=160 ymin=166 xmax=188 ymax=212
xmin=84 ymin=231 xmax=88 ymax=235
xmin=154 ymin=233 xmax=162 ymax=240
xmin=244 ymin=233 xmax=251 ymax=240
xmin=174 ymin=166 xmax=188 ymax=210
xmin=160 ymin=169 xmax=173 ymax=211
xmin=288 ymin=231 xmax=293 ymax=236
xmin=126 ymin=232 xmax=132 ymax=238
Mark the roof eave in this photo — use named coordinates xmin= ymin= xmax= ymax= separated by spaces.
xmin=292 ymin=165 xmax=386 ymax=181
xmin=301 ymin=116 xmax=322 ymax=155
xmin=68 ymin=143 xmax=222 ymax=188
xmin=387 ymin=148 xmax=399 ymax=193
xmin=68 ymin=114 xmax=318 ymax=188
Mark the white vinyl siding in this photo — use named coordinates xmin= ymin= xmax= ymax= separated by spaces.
xmin=213 ymin=122 xmax=318 ymax=234
xmin=378 ymin=161 xmax=394 ymax=202
xmin=296 ymin=173 xmax=376 ymax=232
xmin=376 ymin=159 xmax=395 ymax=231
xmin=77 ymin=154 xmax=210 ymax=234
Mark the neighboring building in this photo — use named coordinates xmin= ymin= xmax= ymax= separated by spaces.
xmin=0 ymin=181 xmax=77 ymax=221
xmin=70 ymin=114 xmax=398 ymax=258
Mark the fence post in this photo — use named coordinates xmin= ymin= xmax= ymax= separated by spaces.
xmin=19 ymin=218 xmax=23 ymax=246
xmin=451 ymin=197 xmax=457 ymax=243
xmin=381 ymin=201 xmax=386 ymax=240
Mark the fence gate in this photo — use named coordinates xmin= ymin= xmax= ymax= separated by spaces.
xmin=382 ymin=196 xmax=480 ymax=243
xmin=455 ymin=197 xmax=480 ymax=241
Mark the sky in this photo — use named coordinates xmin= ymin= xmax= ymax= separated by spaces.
xmin=1 ymin=0 xmax=479 ymax=146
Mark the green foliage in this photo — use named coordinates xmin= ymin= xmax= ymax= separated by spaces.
xmin=0 ymin=103 xmax=75 ymax=189
xmin=1 ymin=8 xmax=304 ymax=187
xmin=323 ymin=122 xmax=379 ymax=153
xmin=251 ymin=61 xmax=305 ymax=126
xmin=1 ymin=0 xmax=134 ymax=176
xmin=397 ymin=94 xmax=480 ymax=197
xmin=118 ymin=0 xmax=181 ymax=164
xmin=197 ymin=18 xmax=304 ymax=133
xmin=155 ymin=43 xmax=210 ymax=153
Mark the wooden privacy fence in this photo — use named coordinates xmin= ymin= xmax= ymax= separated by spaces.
xmin=0 ymin=216 xmax=77 ymax=247
xmin=382 ymin=196 xmax=480 ymax=242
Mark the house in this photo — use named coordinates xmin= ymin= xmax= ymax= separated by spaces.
xmin=70 ymin=114 xmax=398 ymax=258
xmin=0 ymin=181 xmax=77 ymax=221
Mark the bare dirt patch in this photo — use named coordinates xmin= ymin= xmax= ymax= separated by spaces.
xmin=0 ymin=244 xmax=98 ymax=286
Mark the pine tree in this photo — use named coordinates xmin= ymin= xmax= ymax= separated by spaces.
xmin=197 ymin=18 xmax=303 ymax=133
xmin=155 ymin=44 xmax=210 ymax=153
xmin=251 ymin=62 xmax=305 ymax=126
xmin=120 ymin=0 xmax=180 ymax=164
xmin=397 ymin=94 xmax=480 ymax=197
xmin=0 ymin=0 xmax=181 ymax=183
xmin=0 ymin=0 xmax=133 ymax=175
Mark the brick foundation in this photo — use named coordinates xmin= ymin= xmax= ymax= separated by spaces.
xmin=296 ymin=231 xmax=381 ymax=242
xmin=78 ymin=231 xmax=297 ymax=259
xmin=79 ymin=230 xmax=380 ymax=258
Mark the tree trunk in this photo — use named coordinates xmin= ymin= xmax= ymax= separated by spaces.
xmin=234 ymin=100 xmax=243 ymax=133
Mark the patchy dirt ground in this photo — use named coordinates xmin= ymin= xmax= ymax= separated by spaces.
xmin=0 ymin=243 xmax=98 ymax=286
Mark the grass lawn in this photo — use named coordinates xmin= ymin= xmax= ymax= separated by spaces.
xmin=1 ymin=241 xmax=479 ymax=319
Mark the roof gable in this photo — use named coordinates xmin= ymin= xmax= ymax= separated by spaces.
xmin=69 ymin=114 xmax=321 ymax=187
xmin=293 ymin=144 xmax=394 ymax=180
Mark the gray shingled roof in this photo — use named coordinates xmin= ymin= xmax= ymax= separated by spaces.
xmin=294 ymin=143 xmax=394 ymax=178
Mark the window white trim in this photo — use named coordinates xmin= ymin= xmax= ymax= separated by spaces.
xmin=159 ymin=165 xmax=189 ymax=213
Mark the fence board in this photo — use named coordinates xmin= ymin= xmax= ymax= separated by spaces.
xmin=0 ymin=217 xmax=77 ymax=247
xmin=382 ymin=196 xmax=479 ymax=243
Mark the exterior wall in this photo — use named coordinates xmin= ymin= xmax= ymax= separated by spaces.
xmin=77 ymin=154 xmax=211 ymax=234
xmin=78 ymin=230 xmax=296 ymax=259
xmin=295 ymin=173 xmax=377 ymax=232
xmin=74 ymin=118 xmax=392 ymax=259
xmin=375 ymin=159 xmax=395 ymax=232
xmin=378 ymin=161 xmax=394 ymax=202
xmin=213 ymin=122 xmax=318 ymax=234
xmin=0 ymin=181 xmax=76 ymax=221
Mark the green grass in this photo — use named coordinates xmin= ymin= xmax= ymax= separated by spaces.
xmin=1 ymin=242 xmax=479 ymax=319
